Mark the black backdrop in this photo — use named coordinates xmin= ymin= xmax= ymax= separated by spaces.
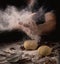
xmin=0 ymin=0 xmax=27 ymax=10
xmin=0 ymin=0 xmax=60 ymax=43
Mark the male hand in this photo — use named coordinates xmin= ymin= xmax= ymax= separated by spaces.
xmin=18 ymin=13 xmax=41 ymax=40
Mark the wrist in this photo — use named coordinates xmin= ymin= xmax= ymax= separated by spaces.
xmin=37 ymin=25 xmax=43 ymax=36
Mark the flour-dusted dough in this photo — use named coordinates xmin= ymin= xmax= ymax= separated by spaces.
xmin=38 ymin=45 xmax=52 ymax=56
xmin=24 ymin=40 xmax=38 ymax=50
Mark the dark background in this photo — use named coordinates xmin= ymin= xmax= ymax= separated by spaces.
xmin=0 ymin=0 xmax=60 ymax=43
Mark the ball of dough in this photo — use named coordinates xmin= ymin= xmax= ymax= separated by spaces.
xmin=37 ymin=45 xmax=52 ymax=56
xmin=24 ymin=40 xmax=38 ymax=50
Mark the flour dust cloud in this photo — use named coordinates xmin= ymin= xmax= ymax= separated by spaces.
xmin=0 ymin=1 xmax=44 ymax=41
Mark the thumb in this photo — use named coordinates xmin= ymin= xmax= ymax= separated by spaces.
xmin=29 ymin=13 xmax=36 ymax=18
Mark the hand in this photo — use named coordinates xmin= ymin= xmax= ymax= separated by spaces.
xmin=19 ymin=21 xmax=41 ymax=40
xmin=19 ymin=13 xmax=40 ymax=34
xmin=18 ymin=12 xmax=41 ymax=40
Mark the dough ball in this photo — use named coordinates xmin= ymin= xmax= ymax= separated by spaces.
xmin=24 ymin=40 xmax=38 ymax=50
xmin=37 ymin=45 xmax=52 ymax=56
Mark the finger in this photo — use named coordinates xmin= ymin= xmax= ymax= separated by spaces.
xmin=29 ymin=13 xmax=36 ymax=18
xmin=28 ymin=21 xmax=37 ymax=30
xmin=19 ymin=22 xmax=30 ymax=28
xmin=32 ymin=21 xmax=37 ymax=27
xmin=19 ymin=22 xmax=23 ymax=25
xmin=19 ymin=25 xmax=23 ymax=30
xmin=21 ymin=26 xmax=32 ymax=35
xmin=19 ymin=24 xmax=30 ymax=33
xmin=23 ymin=24 xmax=30 ymax=27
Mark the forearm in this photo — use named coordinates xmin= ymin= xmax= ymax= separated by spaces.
xmin=38 ymin=20 xmax=56 ymax=35
xmin=38 ymin=12 xmax=56 ymax=35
